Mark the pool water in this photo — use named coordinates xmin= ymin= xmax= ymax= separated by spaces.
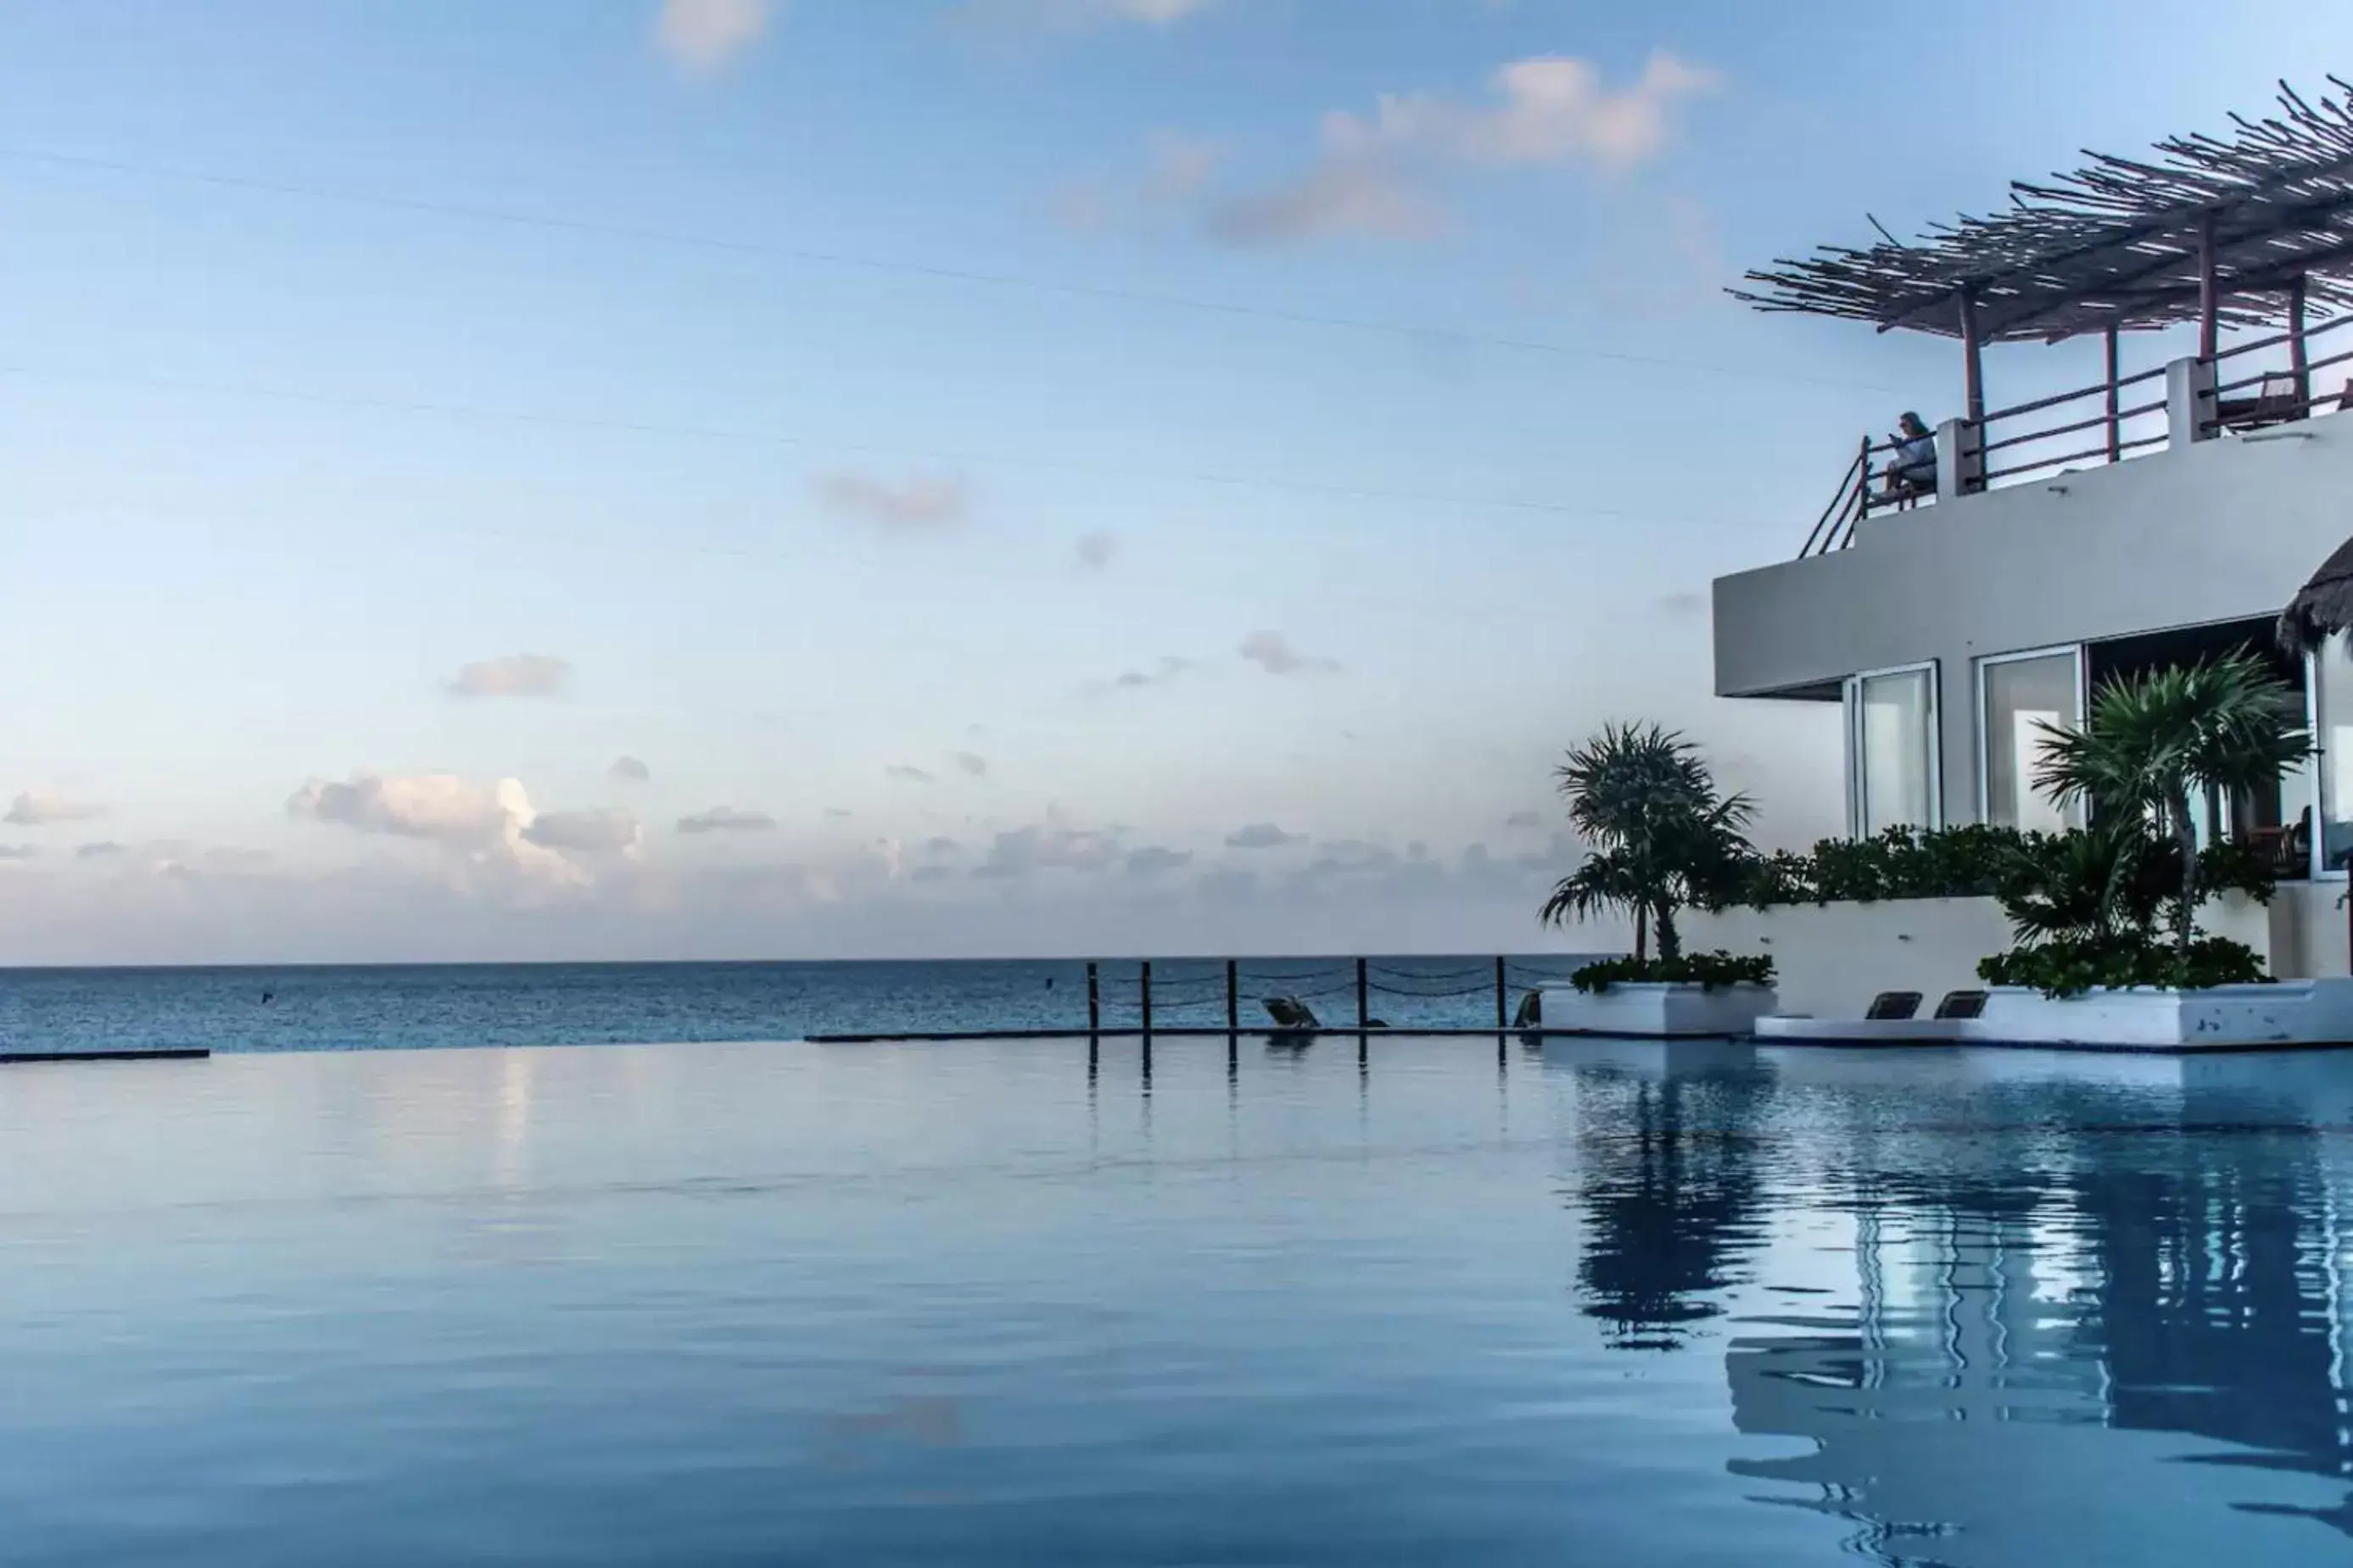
xmin=3 ymin=1035 xmax=2350 ymax=1565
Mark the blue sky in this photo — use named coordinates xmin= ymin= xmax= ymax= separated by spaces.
xmin=2 ymin=0 xmax=2347 ymax=962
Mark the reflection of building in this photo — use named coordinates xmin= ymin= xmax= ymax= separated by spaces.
xmin=1713 ymin=1056 xmax=2353 ymax=1564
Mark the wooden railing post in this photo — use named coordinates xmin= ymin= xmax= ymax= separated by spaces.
xmin=1226 ymin=959 xmax=1238 ymax=1034
xmin=1087 ymin=962 xmax=1100 ymax=1035
xmin=2104 ymin=324 xmax=2122 ymax=462
xmin=1355 ymin=958 xmax=1369 ymax=1031
xmin=1494 ymin=956 xmax=1507 ymax=1029
xmin=2196 ymin=213 xmax=2220 ymax=362
xmin=1140 ymin=961 xmax=1153 ymax=1038
xmin=2290 ymin=275 xmax=2311 ymax=413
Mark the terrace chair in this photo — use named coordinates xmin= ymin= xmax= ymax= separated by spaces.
xmin=1864 ymin=990 xmax=1923 ymax=1021
xmin=1932 ymin=990 xmax=1988 ymax=1020
xmin=2216 ymin=372 xmax=2302 ymax=432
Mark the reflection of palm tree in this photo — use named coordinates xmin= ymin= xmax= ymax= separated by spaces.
xmin=1573 ymin=1063 xmax=1769 ymax=1349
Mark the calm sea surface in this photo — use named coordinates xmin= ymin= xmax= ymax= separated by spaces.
xmin=0 ymin=957 xmax=1595 ymax=1054
xmin=3 ymin=1035 xmax=2352 ymax=1564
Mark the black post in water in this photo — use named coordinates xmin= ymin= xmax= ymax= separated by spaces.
xmin=1087 ymin=962 xmax=1101 ymax=1035
xmin=1226 ymin=959 xmax=1239 ymax=1034
xmin=1355 ymin=958 xmax=1369 ymax=1031
xmin=1494 ymin=956 xmax=1508 ymax=1029
xmin=1141 ymin=961 xmax=1154 ymax=1038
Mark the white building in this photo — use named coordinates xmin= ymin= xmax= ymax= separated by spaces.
xmin=1702 ymin=84 xmax=2353 ymax=1008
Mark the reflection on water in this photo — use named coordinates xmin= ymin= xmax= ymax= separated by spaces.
xmin=3 ymin=1037 xmax=2353 ymax=1563
xmin=1556 ymin=1045 xmax=2353 ymax=1563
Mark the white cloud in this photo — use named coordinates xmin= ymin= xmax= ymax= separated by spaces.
xmin=4 ymin=790 xmax=104 ymax=826
xmin=1073 ymin=531 xmax=1119 ymax=570
xmin=75 ymin=841 xmax=127 ymax=861
xmin=1125 ymin=845 xmax=1193 ymax=878
xmin=444 ymin=655 xmax=572 ymax=699
xmin=814 ymin=472 xmax=969 ymax=531
xmin=954 ymin=751 xmax=989 ymax=778
xmin=1208 ymin=157 xmax=1440 ymax=245
xmin=0 ymin=845 xmax=35 ymax=862
xmin=1355 ymin=53 xmax=1719 ymax=174
xmin=523 ymin=809 xmax=644 ymax=856
xmin=287 ymin=772 xmax=582 ymax=885
xmin=886 ymin=764 xmax=938 ymax=784
xmin=656 ymin=0 xmax=777 ymax=72
xmin=1238 ymin=630 xmax=1339 ymax=675
xmin=1094 ymin=656 xmax=1193 ymax=695
xmin=678 ymin=806 xmax=777 ymax=835
xmin=1204 ymin=52 xmax=1718 ymax=246
xmin=609 ymin=756 xmax=653 ymax=784
xmin=1225 ymin=822 xmax=1302 ymax=851
xmin=957 ymin=0 xmax=1217 ymax=35
xmin=973 ymin=822 xmax=1123 ymax=879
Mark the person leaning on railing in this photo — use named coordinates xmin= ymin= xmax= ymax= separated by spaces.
xmin=1879 ymin=410 xmax=1937 ymax=499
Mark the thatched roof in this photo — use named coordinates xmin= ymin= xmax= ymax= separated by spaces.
xmin=1735 ymin=80 xmax=2353 ymax=343
xmin=2280 ymin=534 xmax=2353 ymax=655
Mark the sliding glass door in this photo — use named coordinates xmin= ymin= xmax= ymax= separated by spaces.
xmin=1976 ymin=646 xmax=2083 ymax=833
xmin=1847 ymin=662 xmax=1940 ymax=837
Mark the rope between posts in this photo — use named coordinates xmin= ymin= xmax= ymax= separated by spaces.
xmin=1367 ymin=963 xmax=1492 ymax=985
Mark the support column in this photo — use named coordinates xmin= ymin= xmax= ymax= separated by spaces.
xmin=1935 ymin=416 xmax=1981 ymax=503
xmin=2166 ymin=355 xmax=2217 ymax=446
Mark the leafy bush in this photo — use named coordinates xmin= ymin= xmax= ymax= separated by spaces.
xmin=1977 ymin=935 xmax=2267 ymax=997
xmin=1569 ymin=951 xmax=1776 ymax=994
xmin=1735 ymin=824 xmax=2051 ymax=909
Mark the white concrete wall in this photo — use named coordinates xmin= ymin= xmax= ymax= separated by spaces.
xmin=2272 ymin=881 xmax=2351 ymax=979
xmin=1689 ymin=892 xmax=2287 ymax=1018
xmin=1713 ymin=405 xmax=2353 ymax=817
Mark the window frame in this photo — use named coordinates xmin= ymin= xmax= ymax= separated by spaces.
xmin=1844 ymin=659 xmax=1943 ymax=839
xmin=1973 ymin=644 xmax=2087 ymax=832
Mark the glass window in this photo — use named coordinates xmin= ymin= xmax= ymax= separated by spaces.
xmin=2315 ymin=633 xmax=2353 ymax=873
xmin=1980 ymin=650 xmax=2081 ymax=833
xmin=1851 ymin=665 xmax=1937 ymax=835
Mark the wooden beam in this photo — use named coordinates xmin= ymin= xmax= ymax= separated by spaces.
xmin=2291 ymin=274 xmax=2311 ymax=406
xmin=2197 ymin=212 xmax=2220 ymax=359
xmin=2104 ymin=324 xmax=2121 ymax=461
xmin=1960 ymin=287 xmax=1985 ymax=422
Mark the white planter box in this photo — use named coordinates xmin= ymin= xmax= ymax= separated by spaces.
xmin=1969 ymin=979 xmax=2353 ymax=1052
xmin=1539 ymin=981 xmax=1780 ymax=1039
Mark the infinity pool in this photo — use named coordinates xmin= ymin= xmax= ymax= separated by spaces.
xmin=3 ymin=1035 xmax=2350 ymax=1565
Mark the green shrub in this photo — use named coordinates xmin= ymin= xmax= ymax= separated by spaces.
xmin=1976 ymin=935 xmax=2267 ymax=997
xmin=1570 ymin=951 xmax=1776 ymax=994
xmin=1735 ymin=824 xmax=2052 ymax=909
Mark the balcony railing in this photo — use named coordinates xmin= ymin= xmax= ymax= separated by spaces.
xmin=1797 ymin=312 xmax=2353 ymax=559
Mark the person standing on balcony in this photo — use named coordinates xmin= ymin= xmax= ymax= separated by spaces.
xmin=1881 ymin=411 xmax=1937 ymax=499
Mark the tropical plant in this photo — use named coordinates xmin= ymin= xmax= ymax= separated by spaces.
xmin=1569 ymin=951 xmax=1775 ymax=994
xmin=2031 ymin=650 xmax=2309 ymax=958
xmin=1978 ymin=935 xmax=2267 ymax=996
xmin=1540 ymin=724 xmax=1755 ymax=963
xmin=1993 ymin=823 xmax=2171 ymax=946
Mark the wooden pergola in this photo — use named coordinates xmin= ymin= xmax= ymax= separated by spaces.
xmin=1734 ymin=78 xmax=2353 ymax=421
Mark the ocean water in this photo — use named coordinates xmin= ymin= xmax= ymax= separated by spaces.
xmin=3 ymin=1035 xmax=2352 ymax=1564
xmin=0 ymin=956 xmax=1596 ymax=1055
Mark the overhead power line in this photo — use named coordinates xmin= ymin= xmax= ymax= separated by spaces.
xmin=0 ymin=361 xmax=1763 ymax=530
xmin=0 ymin=146 xmax=1897 ymax=395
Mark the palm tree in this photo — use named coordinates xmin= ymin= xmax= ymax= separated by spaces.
xmin=1541 ymin=724 xmax=1755 ymax=963
xmin=2032 ymin=651 xmax=2308 ymax=958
